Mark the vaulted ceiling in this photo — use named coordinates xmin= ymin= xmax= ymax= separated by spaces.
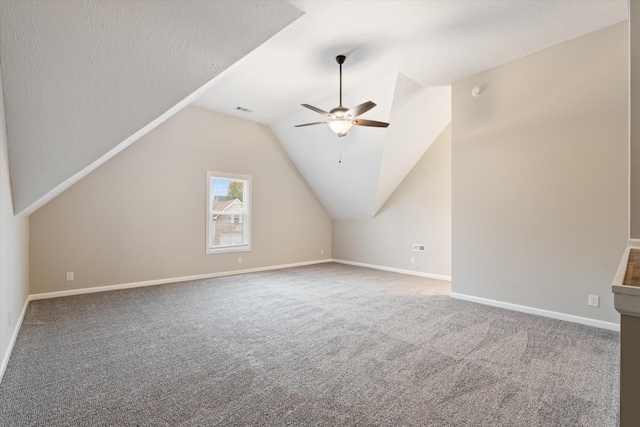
xmin=195 ymin=0 xmax=629 ymax=219
xmin=0 ymin=0 xmax=302 ymax=215
xmin=0 ymin=1 xmax=629 ymax=218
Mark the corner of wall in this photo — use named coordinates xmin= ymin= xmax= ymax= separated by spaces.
xmin=0 ymin=67 xmax=30 ymax=383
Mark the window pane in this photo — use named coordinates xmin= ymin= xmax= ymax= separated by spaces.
xmin=211 ymin=178 xmax=244 ymax=204
xmin=206 ymin=171 xmax=251 ymax=254
xmin=210 ymin=214 xmax=244 ymax=247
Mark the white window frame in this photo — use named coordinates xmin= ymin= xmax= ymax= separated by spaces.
xmin=206 ymin=171 xmax=252 ymax=254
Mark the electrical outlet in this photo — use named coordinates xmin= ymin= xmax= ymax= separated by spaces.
xmin=8 ymin=312 xmax=12 ymax=327
xmin=320 ymin=249 xmax=324 ymax=255
xmin=237 ymin=257 xmax=242 ymax=264
xmin=410 ymin=257 xmax=415 ymax=264
xmin=588 ymin=294 xmax=600 ymax=307
xmin=66 ymin=272 xmax=74 ymax=281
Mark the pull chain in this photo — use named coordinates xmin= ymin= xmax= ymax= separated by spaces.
xmin=338 ymin=145 xmax=342 ymax=164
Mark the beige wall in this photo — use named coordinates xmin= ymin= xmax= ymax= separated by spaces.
xmin=29 ymin=106 xmax=331 ymax=294
xmin=632 ymin=3 xmax=640 ymax=239
xmin=0 ymin=68 xmax=29 ymax=378
xmin=332 ymin=125 xmax=451 ymax=278
xmin=452 ymin=22 xmax=628 ymax=324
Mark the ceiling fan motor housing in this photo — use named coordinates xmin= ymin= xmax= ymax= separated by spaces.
xmin=330 ymin=106 xmax=349 ymax=118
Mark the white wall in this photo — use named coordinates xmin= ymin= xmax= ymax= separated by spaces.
xmin=332 ymin=125 xmax=451 ymax=279
xmin=29 ymin=106 xmax=331 ymax=294
xmin=452 ymin=22 xmax=628 ymax=325
xmin=0 ymin=68 xmax=29 ymax=381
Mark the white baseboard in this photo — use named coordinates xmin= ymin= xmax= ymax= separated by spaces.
xmin=628 ymin=239 xmax=640 ymax=248
xmin=1 ymin=259 xmax=332 ymax=385
xmin=7 ymin=260 xmax=616 ymax=387
xmin=330 ymin=261 xmax=617 ymax=331
xmin=0 ymin=297 xmax=29 ymax=383
xmin=29 ymin=259 xmax=333 ymax=301
xmin=332 ymin=259 xmax=451 ymax=281
xmin=450 ymin=292 xmax=620 ymax=332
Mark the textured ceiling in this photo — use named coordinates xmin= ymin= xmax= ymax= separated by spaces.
xmin=0 ymin=1 xmax=628 ymax=218
xmin=270 ymin=75 xmax=451 ymax=219
xmin=0 ymin=0 xmax=302 ymax=215
xmin=194 ymin=0 xmax=629 ymax=125
xmin=193 ymin=0 xmax=628 ymax=219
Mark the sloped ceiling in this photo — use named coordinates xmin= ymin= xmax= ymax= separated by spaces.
xmin=270 ymin=74 xmax=451 ymax=219
xmin=0 ymin=0 xmax=302 ymax=215
xmin=0 ymin=1 xmax=629 ymax=218
xmin=193 ymin=0 xmax=628 ymax=219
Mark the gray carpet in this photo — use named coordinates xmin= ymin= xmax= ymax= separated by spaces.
xmin=0 ymin=263 xmax=619 ymax=426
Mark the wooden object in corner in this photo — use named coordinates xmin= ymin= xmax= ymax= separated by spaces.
xmin=623 ymin=249 xmax=640 ymax=287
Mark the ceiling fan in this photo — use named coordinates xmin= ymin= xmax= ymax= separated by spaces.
xmin=295 ymin=55 xmax=390 ymax=137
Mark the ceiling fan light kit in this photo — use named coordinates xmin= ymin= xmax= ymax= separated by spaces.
xmin=328 ymin=119 xmax=353 ymax=137
xmin=295 ymin=54 xmax=389 ymax=137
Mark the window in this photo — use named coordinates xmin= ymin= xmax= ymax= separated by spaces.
xmin=206 ymin=171 xmax=251 ymax=254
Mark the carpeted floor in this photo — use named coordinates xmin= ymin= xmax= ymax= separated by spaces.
xmin=0 ymin=263 xmax=619 ymax=426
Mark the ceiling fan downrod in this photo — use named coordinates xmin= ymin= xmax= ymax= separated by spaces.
xmin=336 ymin=54 xmax=346 ymax=108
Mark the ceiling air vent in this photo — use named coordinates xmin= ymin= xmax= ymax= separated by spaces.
xmin=235 ymin=106 xmax=252 ymax=113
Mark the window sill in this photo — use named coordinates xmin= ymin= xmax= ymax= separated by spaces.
xmin=206 ymin=244 xmax=251 ymax=255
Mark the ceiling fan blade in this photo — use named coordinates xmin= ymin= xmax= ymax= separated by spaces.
xmin=294 ymin=121 xmax=329 ymax=127
xmin=354 ymin=118 xmax=390 ymax=128
xmin=346 ymin=101 xmax=376 ymax=118
xmin=301 ymin=104 xmax=333 ymax=117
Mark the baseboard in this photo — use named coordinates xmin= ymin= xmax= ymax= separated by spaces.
xmin=450 ymin=292 xmax=620 ymax=332
xmin=29 ymin=259 xmax=333 ymax=301
xmin=628 ymin=239 xmax=640 ymax=248
xmin=3 ymin=259 xmax=332 ymax=385
xmin=332 ymin=259 xmax=451 ymax=281
xmin=0 ymin=297 xmax=29 ymax=383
